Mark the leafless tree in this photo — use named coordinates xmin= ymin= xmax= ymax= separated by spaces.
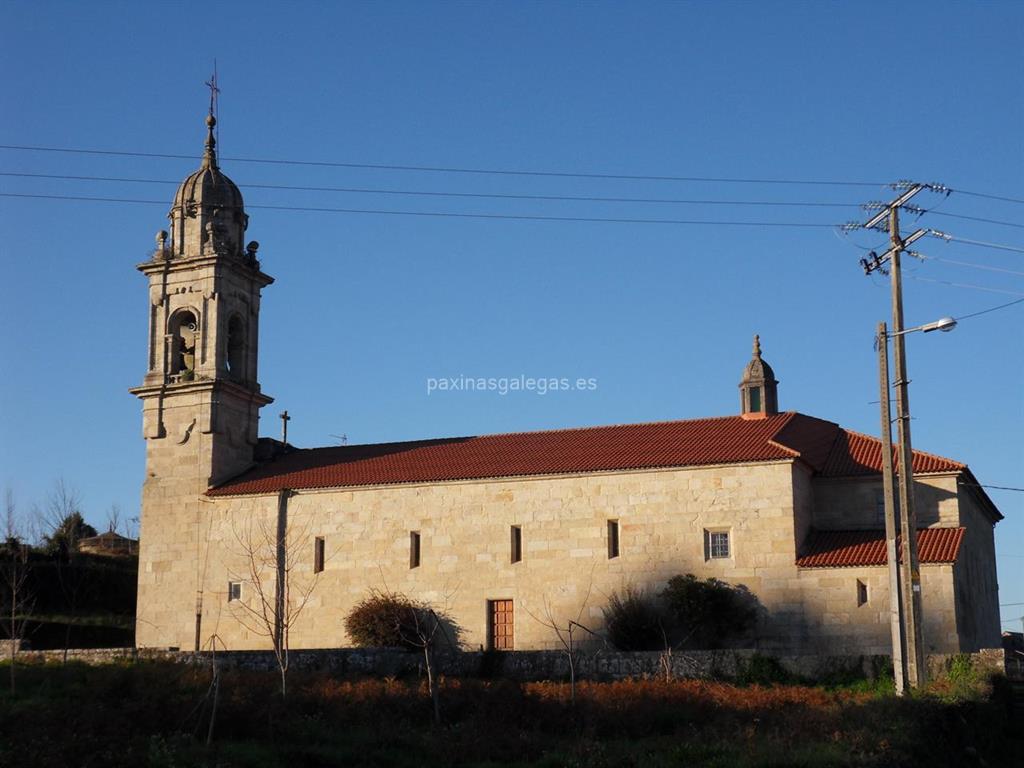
xmin=2 ymin=489 xmax=34 ymax=694
xmin=42 ymin=480 xmax=95 ymax=662
xmin=106 ymin=503 xmax=122 ymax=535
xmin=395 ymin=590 xmax=460 ymax=726
xmin=345 ymin=585 xmax=462 ymax=726
xmin=398 ymin=600 xmax=456 ymax=726
xmin=525 ymin=574 xmax=604 ymax=705
xmin=42 ymin=480 xmax=85 ymax=539
xmin=228 ymin=498 xmax=320 ymax=698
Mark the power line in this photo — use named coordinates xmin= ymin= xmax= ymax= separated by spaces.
xmin=908 ymin=274 xmax=1024 ymax=297
xmin=928 ymin=230 xmax=1024 ymax=254
xmin=955 ymin=297 xmax=1024 ymax=321
xmin=925 ymin=210 xmax=1024 ymax=230
xmin=3 ymin=143 xmax=1018 ymax=209
xmin=0 ymin=192 xmax=843 ymax=228
xmin=11 ymin=171 xmax=1021 ymax=231
xmin=0 ymin=171 xmax=864 ymax=208
xmin=0 ymin=143 xmax=890 ymax=186
xmin=954 ymin=188 xmax=1024 ymax=206
xmin=911 ymin=253 xmax=1024 ymax=277
xmin=960 ymin=482 xmax=1024 ymax=493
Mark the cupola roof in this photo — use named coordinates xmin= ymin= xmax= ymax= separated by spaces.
xmin=741 ymin=334 xmax=777 ymax=386
xmin=171 ymin=113 xmax=244 ymax=214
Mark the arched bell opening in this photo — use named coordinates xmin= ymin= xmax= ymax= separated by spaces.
xmin=168 ymin=309 xmax=199 ymax=381
xmin=226 ymin=313 xmax=246 ymax=383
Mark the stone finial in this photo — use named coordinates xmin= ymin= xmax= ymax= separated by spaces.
xmin=753 ymin=334 xmax=761 ymax=359
xmin=154 ymin=230 xmax=169 ymax=260
xmin=202 ymin=113 xmax=218 ymax=169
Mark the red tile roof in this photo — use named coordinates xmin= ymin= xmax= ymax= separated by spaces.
xmin=820 ymin=428 xmax=964 ymax=477
xmin=208 ymin=411 xmax=967 ymax=496
xmin=795 ymin=527 xmax=965 ymax=568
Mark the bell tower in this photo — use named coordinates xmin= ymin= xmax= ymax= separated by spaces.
xmin=130 ymin=110 xmax=273 ymax=649
xmin=739 ymin=334 xmax=779 ymax=419
xmin=131 ymin=111 xmax=273 ymax=484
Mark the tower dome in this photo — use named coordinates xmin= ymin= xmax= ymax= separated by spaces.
xmin=739 ymin=334 xmax=779 ymax=418
xmin=166 ymin=113 xmax=248 ymax=260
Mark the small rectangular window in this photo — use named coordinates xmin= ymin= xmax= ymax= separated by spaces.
xmin=510 ymin=525 xmax=522 ymax=564
xmin=749 ymin=386 xmax=762 ymax=413
xmin=707 ymin=530 xmax=730 ymax=560
xmin=607 ymin=519 xmax=620 ymax=559
xmin=313 ymin=536 xmax=325 ymax=573
xmin=227 ymin=581 xmax=242 ymax=602
xmin=410 ymin=531 xmax=421 ymax=569
xmin=857 ymin=580 xmax=869 ymax=607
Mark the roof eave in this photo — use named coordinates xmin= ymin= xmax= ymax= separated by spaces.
xmin=958 ymin=467 xmax=1005 ymax=523
xmin=206 ymin=456 xmax=800 ymax=499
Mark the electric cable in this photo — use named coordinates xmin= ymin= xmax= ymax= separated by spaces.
xmin=0 ymin=192 xmax=843 ymax=227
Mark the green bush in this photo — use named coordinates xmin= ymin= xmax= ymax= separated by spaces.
xmin=659 ymin=574 xmax=758 ymax=650
xmin=736 ymin=653 xmax=799 ymax=686
xmin=602 ymin=586 xmax=665 ymax=651
xmin=939 ymin=654 xmax=988 ymax=702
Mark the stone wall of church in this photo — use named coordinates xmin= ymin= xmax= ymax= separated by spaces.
xmin=792 ymin=564 xmax=958 ymax=655
xmin=160 ymin=460 xmax=966 ymax=655
xmin=811 ymin=474 xmax=961 ymax=530
xmin=135 ymin=385 xmax=269 ymax=650
xmin=953 ymin=486 xmax=1001 ymax=650
xmin=190 ymin=461 xmax=805 ymax=652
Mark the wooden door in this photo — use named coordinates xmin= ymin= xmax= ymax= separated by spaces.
xmin=489 ymin=599 xmax=514 ymax=650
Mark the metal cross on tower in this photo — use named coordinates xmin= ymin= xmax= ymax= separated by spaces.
xmin=280 ymin=410 xmax=291 ymax=445
xmin=204 ymin=62 xmax=220 ymax=118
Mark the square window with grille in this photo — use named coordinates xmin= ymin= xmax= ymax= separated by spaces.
xmin=706 ymin=530 xmax=731 ymax=560
xmin=227 ymin=581 xmax=242 ymax=602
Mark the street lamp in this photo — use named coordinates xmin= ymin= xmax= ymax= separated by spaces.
xmin=892 ymin=316 xmax=958 ymax=336
xmin=877 ymin=315 xmax=956 ymax=695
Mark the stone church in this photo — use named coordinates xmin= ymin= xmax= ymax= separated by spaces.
xmin=131 ymin=113 xmax=1002 ymax=655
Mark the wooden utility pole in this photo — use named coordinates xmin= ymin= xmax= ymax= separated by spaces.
xmin=887 ymin=205 xmax=926 ymax=688
xmin=860 ymin=184 xmax=928 ymax=689
xmin=878 ymin=321 xmax=907 ymax=695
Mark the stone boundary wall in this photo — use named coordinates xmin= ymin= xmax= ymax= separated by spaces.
xmin=6 ymin=646 xmax=1009 ymax=682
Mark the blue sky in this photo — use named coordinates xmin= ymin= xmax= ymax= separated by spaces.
xmin=1 ymin=1 xmax=1022 ymax=632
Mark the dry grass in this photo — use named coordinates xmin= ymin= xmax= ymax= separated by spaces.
xmin=0 ymin=660 xmax=1018 ymax=767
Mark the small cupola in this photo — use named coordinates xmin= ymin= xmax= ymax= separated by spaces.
xmin=166 ymin=112 xmax=248 ymax=261
xmin=739 ymin=334 xmax=778 ymax=419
